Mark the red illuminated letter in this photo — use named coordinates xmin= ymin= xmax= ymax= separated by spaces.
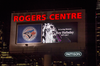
xmin=14 ymin=16 xmax=18 ymax=22
xmin=42 ymin=14 xmax=46 ymax=20
xmin=77 ymin=12 xmax=82 ymax=19
xmin=31 ymin=15 xmax=36 ymax=21
xmin=55 ymin=14 xmax=59 ymax=20
xmin=66 ymin=13 xmax=71 ymax=19
xmin=36 ymin=15 xmax=41 ymax=20
xmin=19 ymin=16 xmax=24 ymax=21
xmin=25 ymin=15 xmax=30 ymax=21
xmin=60 ymin=14 xmax=66 ymax=20
xmin=49 ymin=14 xmax=54 ymax=20
xmin=71 ymin=13 xmax=76 ymax=19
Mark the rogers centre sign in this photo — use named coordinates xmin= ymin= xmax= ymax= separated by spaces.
xmin=13 ymin=12 xmax=82 ymax=22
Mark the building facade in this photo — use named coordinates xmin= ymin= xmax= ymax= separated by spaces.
xmin=96 ymin=0 xmax=100 ymax=66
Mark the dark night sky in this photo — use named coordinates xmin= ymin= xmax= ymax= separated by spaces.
xmin=0 ymin=0 xmax=96 ymax=22
xmin=0 ymin=0 xmax=97 ymax=66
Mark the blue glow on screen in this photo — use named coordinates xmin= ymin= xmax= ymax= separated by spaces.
xmin=17 ymin=24 xmax=41 ymax=43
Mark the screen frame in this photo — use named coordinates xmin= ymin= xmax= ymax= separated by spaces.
xmin=15 ymin=22 xmax=78 ymax=44
xmin=15 ymin=22 xmax=43 ymax=44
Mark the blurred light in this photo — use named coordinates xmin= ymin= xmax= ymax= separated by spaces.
xmin=97 ymin=32 xmax=100 ymax=33
xmin=0 ymin=47 xmax=2 ymax=49
xmin=0 ymin=41 xmax=2 ymax=43
xmin=54 ymin=61 xmax=56 ymax=63
xmin=1 ymin=64 xmax=7 ymax=66
xmin=36 ymin=62 xmax=38 ymax=64
xmin=42 ymin=58 xmax=43 ymax=60
xmin=0 ymin=37 xmax=2 ymax=40
xmin=77 ymin=64 xmax=80 ymax=66
xmin=59 ymin=61 xmax=62 ymax=63
xmin=83 ymin=62 xmax=85 ymax=64
xmin=97 ymin=40 xmax=100 ymax=41
xmin=97 ymin=27 xmax=100 ymax=28
xmin=97 ymin=35 xmax=100 ymax=37
xmin=30 ymin=59 xmax=32 ymax=61
xmin=1 ymin=56 xmax=12 ymax=59
xmin=1 ymin=52 xmax=7 ymax=53
xmin=97 ymin=51 xmax=99 ymax=53
xmin=64 ymin=62 xmax=66 ymax=65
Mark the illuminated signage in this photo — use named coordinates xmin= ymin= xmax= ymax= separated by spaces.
xmin=13 ymin=12 xmax=82 ymax=22
xmin=16 ymin=22 xmax=77 ymax=44
xmin=64 ymin=51 xmax=82 ymax=57
xmin=42 ymin=22 xmax=78 ymax=43
xmin=17 ymin=24 xmax=41 ymax=43
xmin=10 ymin=9 xmax=86 ymax=54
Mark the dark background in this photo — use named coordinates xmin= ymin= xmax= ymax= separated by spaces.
xmin=52 ymin=22 xmax=78 ymax=42
xmin=0 ymin=0 xmax=96 ymax=66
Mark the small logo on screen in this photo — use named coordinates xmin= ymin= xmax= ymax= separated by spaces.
xmin=22 ymin=26 xmax=37 ymax=41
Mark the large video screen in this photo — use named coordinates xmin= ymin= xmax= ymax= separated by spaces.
xmin=17 ymin=24 xmax=42 ymax=43
xmin=42 ymin=22 xmax=78 ymax=43
xmin=16 ymin=22 xmax=77 ymax=44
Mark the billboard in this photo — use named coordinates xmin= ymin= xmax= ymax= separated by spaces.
xmin=42 ymin=22 xmax=78 ymax=43
xmin=16 ymin=22 xmax=77 ymax=44
xmin=10 ymin=9 xmax=86 ymax=54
